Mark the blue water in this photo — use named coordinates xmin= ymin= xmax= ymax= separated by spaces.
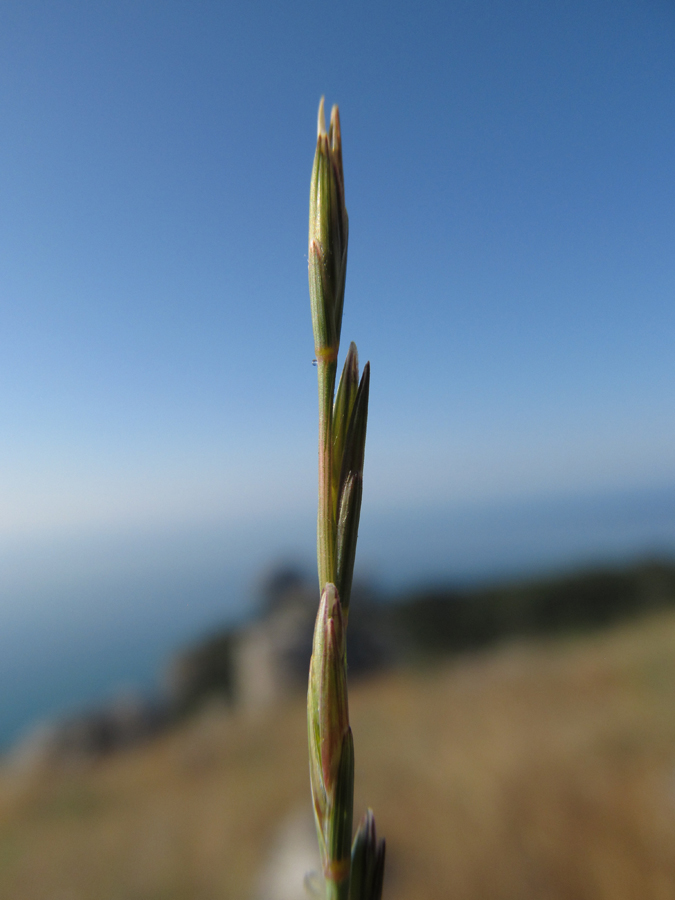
xmin=2 ymin=483 xmax=675 ymax=750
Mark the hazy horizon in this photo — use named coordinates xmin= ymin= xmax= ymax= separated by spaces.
xmin=3 ymin=480 xmax=675 ymax=750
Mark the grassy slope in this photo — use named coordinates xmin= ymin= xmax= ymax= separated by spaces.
xmin=2 ymin=611 xmax=675 ymax=900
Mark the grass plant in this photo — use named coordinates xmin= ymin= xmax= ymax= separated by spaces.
xmin=306 ymin=98 xmax=385 ymax=900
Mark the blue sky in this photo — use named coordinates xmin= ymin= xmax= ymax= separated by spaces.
xmin=2 ymin=0 xmax=675 ymax=550
xmin=2 ymin=0 xmax=675 ymax=745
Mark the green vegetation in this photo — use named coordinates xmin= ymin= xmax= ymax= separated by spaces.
xmin=388 ymin=557 xmax=675 ymax=660
xmin=306 ymin=98 xmax=384 ymax=900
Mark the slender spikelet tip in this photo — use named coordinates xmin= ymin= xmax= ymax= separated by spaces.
xmin=318 ymin=96 xmax=327 ymax=137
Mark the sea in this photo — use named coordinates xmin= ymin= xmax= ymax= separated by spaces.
xmin=2 ymin=483 xmax=675 ymax=751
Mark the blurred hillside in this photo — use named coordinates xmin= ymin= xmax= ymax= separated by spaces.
xmin=3 ymin=597 xmax=675 ymax=898
xmin=167 ymin=558 xmax=675 ymax=715
xmin=11 ymin=558 xmax=675 ymax=768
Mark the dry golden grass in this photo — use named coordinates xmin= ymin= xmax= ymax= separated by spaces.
xmin=3 ymin=610 xmax=675 ymax=899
